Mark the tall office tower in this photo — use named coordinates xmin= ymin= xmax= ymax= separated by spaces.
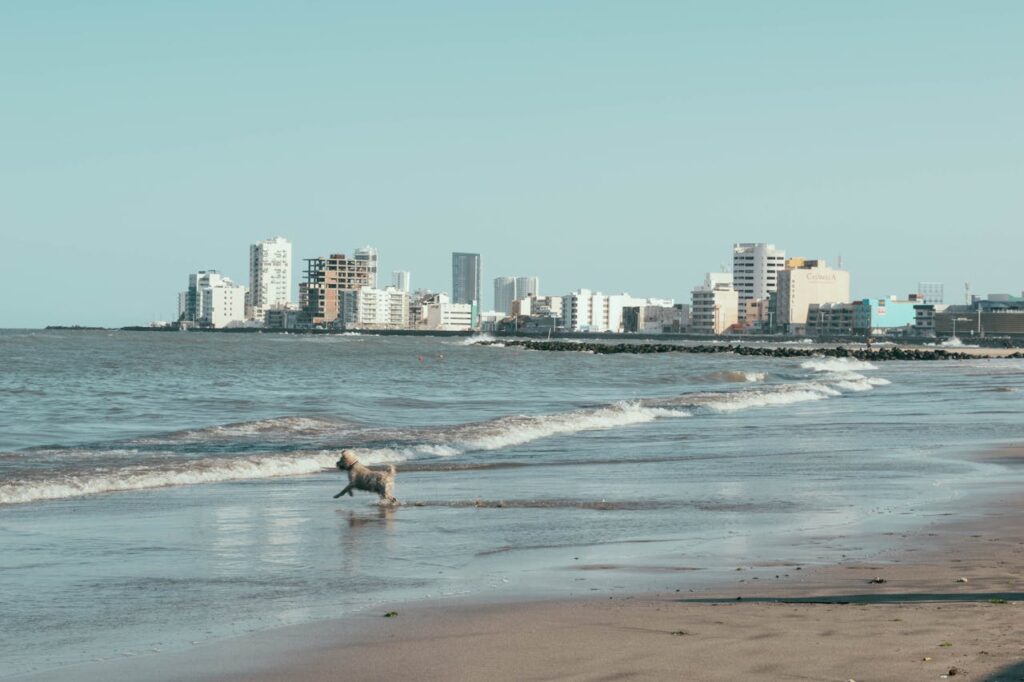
xmin=354 ymin=246 xmax=379 ymax=288
xmin=515 ymin=276 xmax=539 ymax=299
xmin=392 ymin=271 xmax=411 ymax=293
xmin=452 ymin=252 xmax=481 ymax=305
xmin=732 ymin=243 xmax=786 ymax=322
xmin=917 ymin=282 xmax=944 ymax=304
xmin=494 ymin=276 xmax=517 ymax=314
xmin=247 ymin=236 xmax=292 ymax=321
xmin=299 ymin=253 xmax=375 ymax=325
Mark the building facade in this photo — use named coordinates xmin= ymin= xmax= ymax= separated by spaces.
xmin=917 ymin=282 xmax=944 ymax=305
xmin=515 ymin=276 xmax=539 ymax=299
xmin=179 ymin=271 xmax=247 ymax=328
xmin=340 ymin=286 xmax=410 ymax=329
xmin=732 ymin=243 xmax=786 ymax=323
xmin=691 ymin=274 xmax=739 ymax=335
xmin=391 ymin=271 xmax=411 ymax=292
xmin=775 ymin=259 xmax=851 ymax=332
xmin=354 ymin=246 xmax=379 ymax=289
xmin=452 ymin=252 xmax=481 ymax=305
xmin=560 ymin=290 xmax=673 ymax=332
xmin=423 ymin=293 xmax=474 ymax=331
xmin=299 ymin=253 xmax=375 ymax=325
xmin=806 ymin=298 xmax=920 ymax=336
xmin=493 ymin=276 xmax=517 ymax=315
xmin=623 ymin=304 xmax=690 ymax=333
xmin=247 ymin=236 xmax=292 ymax=322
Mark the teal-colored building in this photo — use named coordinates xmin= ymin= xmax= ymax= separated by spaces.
xmin=860 ymin=298 xmax=918 ymax=329
xmin=808 ymin=297 xmax=921 ymax=336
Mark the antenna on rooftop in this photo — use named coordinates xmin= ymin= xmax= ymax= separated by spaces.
xmin=837 ymin=254 xmax=843 ymax=269
xmin=965 ymin=282 xmax=971 ymax=305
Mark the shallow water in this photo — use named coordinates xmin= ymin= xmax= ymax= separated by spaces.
xmin=1 ymin=330 xmax=1023 ymax=676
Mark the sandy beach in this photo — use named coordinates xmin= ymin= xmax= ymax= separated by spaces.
xmin=14 ymin=447 xmax=1022 ymax=682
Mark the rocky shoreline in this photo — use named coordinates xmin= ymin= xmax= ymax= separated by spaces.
xmin=483 ymin=339 xmax=1024 ymax=360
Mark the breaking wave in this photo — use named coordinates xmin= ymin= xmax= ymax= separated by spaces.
xmin=0 ymin=360 xmax=891 ymax=505
xmin=698 ymin=370 xmax=767 ymax=384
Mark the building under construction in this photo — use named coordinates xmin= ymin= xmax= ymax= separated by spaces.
xmin=299 ymin=254 xmax=375 ymax=326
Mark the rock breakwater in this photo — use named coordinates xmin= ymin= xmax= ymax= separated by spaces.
xmin=482 ymin=340 xmax=1023 ymax=361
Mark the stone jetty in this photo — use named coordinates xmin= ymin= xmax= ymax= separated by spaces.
xmin=482 ymin=340 xmax=1024 ymax=361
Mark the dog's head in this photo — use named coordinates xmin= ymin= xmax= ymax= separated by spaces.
xmin=336 ymin=449 xmax=359 ymax=471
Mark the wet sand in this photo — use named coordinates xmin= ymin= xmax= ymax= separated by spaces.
xmin=12 ymin=449 xmax=1024 ymax=682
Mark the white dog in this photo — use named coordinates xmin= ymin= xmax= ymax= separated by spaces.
xmin=334 ymin=450 xmax=397 ymax=505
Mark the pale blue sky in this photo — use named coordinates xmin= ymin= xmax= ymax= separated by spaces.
xmin=2 ymin=1 xmax=1021 ymax=326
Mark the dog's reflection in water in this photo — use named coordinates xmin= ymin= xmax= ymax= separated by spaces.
xmin=336 ymin=506 xmax=397 ymax=570
xmin=342 ymin=506 xmax=396 ymax=530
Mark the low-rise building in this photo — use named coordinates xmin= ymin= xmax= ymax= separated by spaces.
xmin=340 ymin=286 xmax=410 ymax=330
xmin=422 ymin=293 xmax=474 ymax=331
xmin=265 ymin=306 xmax=303 ymax=330
xmin=561 ymin=290 xmax=672 ymax=332
xmin=934 ymin=297 xmax=1024 ymax=338
xmin=806 ymin=297 xmax=920 ymax=336
xmin=623 ymin=304 xmax=690 ymax=333
xmin=775 ymin=259 xmax=851 ymax=333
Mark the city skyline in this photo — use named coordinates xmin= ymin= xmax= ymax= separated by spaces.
xmin=2 ymin=2 xmax=1023 ymax=327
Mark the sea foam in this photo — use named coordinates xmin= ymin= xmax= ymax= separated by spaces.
xmin=0 ymin=360 xmax=892 ymax=505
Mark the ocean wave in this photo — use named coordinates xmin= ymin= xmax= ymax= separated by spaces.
xmin=0 ymin=367 xmax=891 ymax=505
xmin=698 ymin=370 xmax=767 ymax=383
xmin=460 ymin=334 xmax=497 ymax=345
xmin=0 ymin=451 xmax=342 ymax=505
xmin=800 ymin=357 xmax=878 ymax=373
xmin=128 ymin=416 xmax=358 ymax=445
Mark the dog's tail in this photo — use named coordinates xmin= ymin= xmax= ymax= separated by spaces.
xmin=387 ymin=464 xmax=397 ymax=479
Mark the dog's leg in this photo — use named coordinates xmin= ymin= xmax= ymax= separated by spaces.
xmin=333 ymin=484 xmax=353 ymax=499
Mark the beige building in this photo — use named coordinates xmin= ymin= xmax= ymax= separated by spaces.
xmin=691 ymin=274 xmax=739 ymax=335
xmin=775 ymin=259 xmax=851 ymax=331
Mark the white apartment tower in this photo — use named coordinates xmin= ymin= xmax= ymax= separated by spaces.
xmin=732 ymin=243 xmax=786 ymax=322
xmin=354 ymin=246 xmax=379 ymax=289
xmin=248 ymin=237 xmax=292 ymax=321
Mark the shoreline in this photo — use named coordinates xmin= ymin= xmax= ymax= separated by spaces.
xmin=35 ymin=326 xmax=1024 ymax=352
xmin=13 ymin=448 xmax=1024 ymax=682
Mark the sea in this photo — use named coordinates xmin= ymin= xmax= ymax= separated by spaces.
xmin=2 ymin=329 xmax=1023 ymax=677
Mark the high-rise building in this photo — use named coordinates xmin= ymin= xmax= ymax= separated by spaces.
xmin=515 ymin=276 xmax=539 ymax=299
xmin=354 ymin=246 xmax=379 ymax=289
xmin=452 ymin=252 xmax=481 ymax=305
xmin=775 ymin=259 xmax=851 ymax=331
xmin=494 ymin=276 xmax=517 ymax=314
xmin=392 ymin=271 xmax=411 ymax=293
xmin=917 ymin=282 xmax=944 ymax=304
xmin=732 ymin=243 xmax=786 ymax=322
xmin=247 ymin=237 xmax=292 ymax=321
xmin=179 ymin=271 xmax=247 ymax=328
xmin=299 ymin=253 xmax=375 ymax=325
